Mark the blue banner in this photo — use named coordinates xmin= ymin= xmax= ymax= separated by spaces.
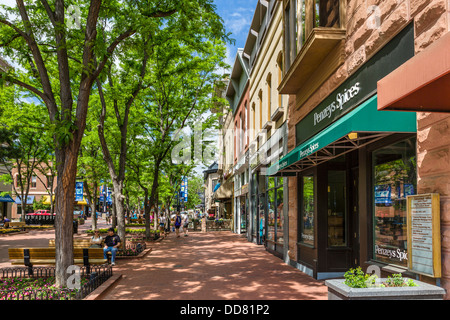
xmin=106 ymin=187 xmax=112 ymax=204
xmin=180 ymin=177 xmax=188 ymax=203
xmin=75 ymin=182 xmax=84 ymax=201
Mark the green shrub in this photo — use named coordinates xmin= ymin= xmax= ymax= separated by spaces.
xmin=344 ymin=268 xmax=417 ymax=288
xmin=344 ymin=267 xmax=371 ymax=288
xmin=384 ymin=273 xmax=418 ymax=287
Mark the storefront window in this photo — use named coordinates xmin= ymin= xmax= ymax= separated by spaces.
xmin=276 ymin=180 xmax=284 ymax=245
xmin=267 ymin=182 xmax=275 ymax=242
xmin=240 ymin=196 xmax=247 ymax=232
xmin=267 ymin=177 xmax=284 ymax=245
xmin=300 ymin=174 xmax=314 ymax=246
xmin=373 ymin=137 xmax=417 ymax=267
xmin=259 ymin=193 xmax=265 ymax=244
xmin=252 ymin=173 xmax=258 ymax=238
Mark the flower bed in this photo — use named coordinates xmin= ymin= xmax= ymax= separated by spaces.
xmin=0 ymin=276 xmax=88 ymax=300
xmin=0 ymin=229 xmax=21 ymax=235
xmin=24 ymin=225 xmax=54 ymax=230
xmin=86 ymin=228 xmax=159 ymax=235
xmin=117 ymin=247 xmax=141 ymax=257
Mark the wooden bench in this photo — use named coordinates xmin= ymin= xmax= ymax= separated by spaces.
xmin=10 ymin=222 xmax=26 ymax=230
xmin=48 ymin=238 xmax=102 ymax=248
xmin=48 ymin=238 xmax=119 ymax=260
xmin=8 ymin=247 xmax=107 ymax=275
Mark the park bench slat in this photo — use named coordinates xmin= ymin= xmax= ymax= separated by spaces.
xmin=9 ymin=222 xmax=26 ymax=228
xmin=49 ymin=239 xmax=102 ymax=248
xmin=8 ymin=248 xmax=107 ymax=266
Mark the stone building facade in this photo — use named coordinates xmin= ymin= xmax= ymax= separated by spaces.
xmin=265 ymin=0 xmax=450 ymax=296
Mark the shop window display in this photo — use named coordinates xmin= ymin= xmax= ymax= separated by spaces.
xmin=267 ymin=177 xmax=284 ymax=245
xmin=373 ymin=137 xmax=416 ymax=267
xmin=300 ymin=175 xmax=314 ymax=246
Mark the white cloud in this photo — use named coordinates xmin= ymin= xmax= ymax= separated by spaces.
xmin=224 ymin=7 xmax=253 ymax=38
xmin=0 ymin=0 xmax=16 ymax=7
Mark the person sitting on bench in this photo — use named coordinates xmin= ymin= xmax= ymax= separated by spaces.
xmin=103 ymin=227 xmax=121 ymax=266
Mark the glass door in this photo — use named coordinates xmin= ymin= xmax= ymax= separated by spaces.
xmin=327 ymin=170 xmax=347 ymax=247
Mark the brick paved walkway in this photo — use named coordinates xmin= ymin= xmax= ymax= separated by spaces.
xmin=0 ymin=217 xmax=328 ymax=300
xmin=101 ymin=231 xmax=328 ymax=300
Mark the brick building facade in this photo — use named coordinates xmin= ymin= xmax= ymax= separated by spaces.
xmin=265 ymin=0 xmax=450 ymax=297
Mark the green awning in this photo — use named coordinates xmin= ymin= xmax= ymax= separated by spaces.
xmin=267 ymin=95 xmax=416 ymax=176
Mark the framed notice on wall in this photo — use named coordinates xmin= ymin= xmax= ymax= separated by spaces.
xmin=407 ymin=193 xmax=441 ymax=278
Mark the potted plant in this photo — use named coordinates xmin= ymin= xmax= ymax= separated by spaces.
xmin=325 ymin=267 xmax=446 ymax=300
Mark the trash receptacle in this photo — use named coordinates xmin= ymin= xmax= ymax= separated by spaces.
xmin=73 ymin=220 xmax=78 ymax=234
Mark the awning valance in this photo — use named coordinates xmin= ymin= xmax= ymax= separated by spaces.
xmin=0 ymin=194 xmax=14 ymax=203
xmin=76 ymin=197 xmax=89 ymax=206
xmin=15 ymin=195 xmax=35 ymax=205
xmin=267 ymin=95 xmax=416 ymax=176
xmin=377 ymin=31 xmax=450 ymax=112
xmin=213 ymin=179 xmax=233 ymax=200
xmin=42 ymin=195 xmax=55 ymax=205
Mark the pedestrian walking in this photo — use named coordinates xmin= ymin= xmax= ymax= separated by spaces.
xmin=259 ymin=213 xmax=265 ymax=246
xmin=174 ymin=212 xmax=182 ymax=238
xmin=103 ymin=227 xmax=121 ymax=266
xmin=183 ymin=213 xmax=189 ymax=237
xmin=159 ymin=213 xmax=166 ymax=238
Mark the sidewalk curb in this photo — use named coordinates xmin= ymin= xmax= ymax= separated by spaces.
xmin=83 ymin=274 xmax=123 ymax=300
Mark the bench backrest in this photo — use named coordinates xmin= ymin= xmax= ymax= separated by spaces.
xmin=9 ymin=222 xmax=25 ymax=227
xmin=49 ymin=238 xmax=98 ymax=248
xmin=9 ymin=247 xmax=105 ymax=260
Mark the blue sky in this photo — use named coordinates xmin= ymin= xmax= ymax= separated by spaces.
xmin=213 ymin=0 xmax=256 ymax=71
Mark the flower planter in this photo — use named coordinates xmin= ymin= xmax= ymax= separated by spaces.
xmin=325 ymin=278 xmax=446 ymax=300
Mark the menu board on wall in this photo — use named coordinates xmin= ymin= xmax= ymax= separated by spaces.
xmin=407 ymin=194 xmax=441 ymax=278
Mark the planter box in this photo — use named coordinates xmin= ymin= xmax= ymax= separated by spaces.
xmin=325 ymin=278 xmax=446 ymax=300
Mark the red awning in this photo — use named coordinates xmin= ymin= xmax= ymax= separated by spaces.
xmin=377 ymin=31 xmax=450 ymax=112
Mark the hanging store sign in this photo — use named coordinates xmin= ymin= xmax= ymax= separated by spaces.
xmin=407 ymin=193 xmax=441 ymax=278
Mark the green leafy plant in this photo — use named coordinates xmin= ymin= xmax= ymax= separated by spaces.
xmin=344 ymin=267 xmax=371 ymax=288
xmin=384 ymin=273 xmax=418 ymax=287
xmin=344 ymin=268 xmax=418 ymax=288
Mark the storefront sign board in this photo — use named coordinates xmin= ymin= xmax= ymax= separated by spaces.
xmin=407 ymin=193 xmax=441 ymax=278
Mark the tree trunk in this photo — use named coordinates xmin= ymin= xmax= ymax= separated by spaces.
xmin=148 ymin=159 xmax=161 ymax=233
xmin=54 ymin=153 xmax=77 ymax=288
xmin=111 ymin=192 xmax=117 ymax=229
xmin=143 ymin=187 xmax=151 ymax=239
xmin=112 ymin=180 xmax=126 ymax=248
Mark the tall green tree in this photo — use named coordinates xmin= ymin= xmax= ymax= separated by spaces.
xmin=0 ymin=0 xmax=188 ymax=287
xmin=143 ymin=38 xmax=228 ymax=231
xmin=0 ymin=89 xmax=50 ymax=219
xmin=93 ymin=1 xmax=230 ymax=244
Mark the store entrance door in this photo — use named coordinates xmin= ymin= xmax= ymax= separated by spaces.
xmin=350 ymin=167 xmax=359 ymax=268
xmin=324 ymin=165 xmax=355 ymax=274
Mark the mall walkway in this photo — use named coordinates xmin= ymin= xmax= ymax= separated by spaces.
xmin=101 ymin=231 xmax=328 ymax=300
xmin=0 ymin=218 xmax=328 ymax=300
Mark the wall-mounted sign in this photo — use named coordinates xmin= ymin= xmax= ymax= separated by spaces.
xmin=375 ymin=185 xmax=391 ymax=205
xmin=407 ymin=193 xmax=441 ymax=278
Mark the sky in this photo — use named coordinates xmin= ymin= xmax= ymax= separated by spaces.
xmin=213 ymin=0 xmax=256 ymax=72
